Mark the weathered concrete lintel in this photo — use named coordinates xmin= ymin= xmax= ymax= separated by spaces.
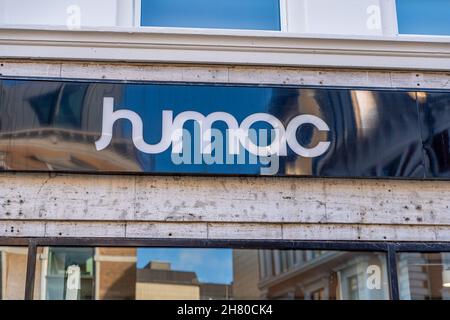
xmin=1 ymin=60 xmax=449 ymax=90
xmin=1 ymin=173 xmax=450 ymax=225
xmin=0 ymin=220 xmax=448 ymax=242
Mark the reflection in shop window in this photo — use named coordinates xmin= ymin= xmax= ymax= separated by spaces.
xmin=257 ymin=250 xmax=389 ymax=300
xmin=33 ymin=247 xmax=390 ymax=300
xmin=0 ymin=247 xmax=28 ymax=300
xmin=348 ymin=275 xmax=360 ymax=300
xmin=311 ymin=288 xmax=325 ymax=300
xmin=38 ymin=247 xmax=95 ymax=300
xmin=398 ymin=252 xmax=450 ymax=300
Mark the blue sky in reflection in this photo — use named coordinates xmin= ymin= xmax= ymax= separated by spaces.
xmin=137 ymin=248 xmax=233 ymax=284
xmin=396 ymin=0 xmax=450 ymax=36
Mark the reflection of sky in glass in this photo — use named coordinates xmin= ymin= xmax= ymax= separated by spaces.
xmin=137 ymin=248 xmax=233 ymax=284
xmin=141 ymin=0 xmax=280 ymax=30
xmin=396 ymin=0 xmax=450 ymax=36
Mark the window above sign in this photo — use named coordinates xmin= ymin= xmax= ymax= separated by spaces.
xmin=396 ymin=0 xmax=450 ymax=36
xmin=140 ymin=0 xmax=281 ymax=31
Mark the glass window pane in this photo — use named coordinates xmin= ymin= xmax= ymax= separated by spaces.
xmin=140 ymin=0 xmax=281 ymax=30
xmin=396 ymin=0 xmax=450 ymax=36
xmin=34 ymin=247 xmax=389 ymax=300
xmin=0 ymin=246 xmax=28 ymax=300
xmin=34 ymin=247 xmax=95 ymax=300
xmin=398 ymin=252 xmax=450 ymax=300
xmin=256 ymin=250 xmax=389 ymax=300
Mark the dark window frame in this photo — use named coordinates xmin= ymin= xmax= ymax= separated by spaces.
xmin=1 ymin=237 xmax=450 ymax=300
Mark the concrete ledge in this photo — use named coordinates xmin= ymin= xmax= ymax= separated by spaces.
xmin=1 ymin=60 xmax=449 ymax=90
xmin=0 ymin=220 xmax=449 ymax=242
xmin=0 ymin=27 xmax=449 ymax=70
xmin=0 ymin=173 xmax=449 ymax=241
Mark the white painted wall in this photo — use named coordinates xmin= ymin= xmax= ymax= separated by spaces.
xmin=0 ymin=0 xmax=399 ymax=35
xmin=0 ymin=0 xmax=135 ymax=28
xmin=285 ymin=0 xmax=398 ymax=36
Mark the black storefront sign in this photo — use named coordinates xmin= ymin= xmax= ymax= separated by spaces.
xmin=0 ymin=78 xmax=449 ymax=179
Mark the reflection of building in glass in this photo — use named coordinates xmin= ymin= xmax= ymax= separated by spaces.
xmin=0 ymin=82 xmax=143 ymax=172
xmin=269 ymin=89 xmax=421 ymax=177
xmin=136 ymin=261 xmax=232 ymax=300
xmin=233 ymin=250 xmax=391 ymax=300
xmin=200 ymin=283 xmax=232 ymax=300
xmin=257 ymin=250 xmax=390 ymax=299
xmin=136 ymin=261 xmax=200 ymax=300
xmin=4 ymin=247 xmax=450 ymax=300
xmin=0 ymin=247 xmax=28 ymax=300
xmin=232 ymin=250 xmax=261 ymax=299
xmin=32 ymin=247 xmax=232 ymax=300
xmin=95 ymin=248 xmax=137 ymax=300
xmin=34 ymin=247 xmax=136 ymax=300
xmin=398 ymin=253 xmax=450 ymax=300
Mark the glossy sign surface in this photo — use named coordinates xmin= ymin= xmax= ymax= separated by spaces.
xmin=0 ymin=78 xmax=448 ymax=179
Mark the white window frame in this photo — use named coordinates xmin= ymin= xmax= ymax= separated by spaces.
xmin=279 ymin=0 xmax=288 ymax=32
xmin=134 ymin=0 xmax=141 ymax=28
